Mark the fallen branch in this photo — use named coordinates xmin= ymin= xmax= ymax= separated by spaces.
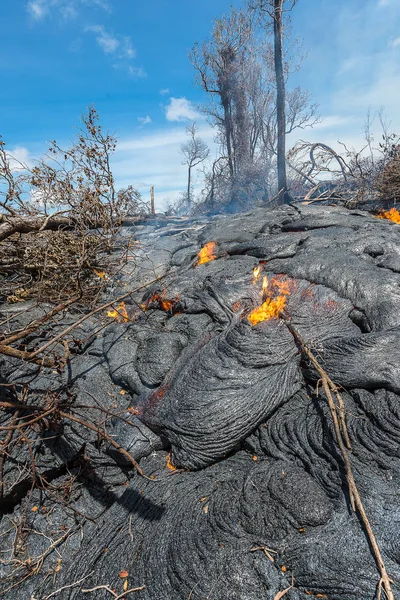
xmin=0 ymin=343 xmax=54 ymax=367
xmin=0 ymin=406 xmax=57 ymax=431
xmin=0 ymin=214 xmax=73 ymax=243
xmin=0 ymin=527 xmax=78 ymax=595
xmin=0 ymin=411 xmax=19 ymax=501
xmin=0 ymin=213 xmax=144 ymax=243
xmin=283 ymin=314 xmax=395 ymax=600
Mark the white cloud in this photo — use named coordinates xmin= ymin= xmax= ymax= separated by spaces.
xmin=298 ymin=0 xmax=400 ymax=157
xmin=60 ymin=4 xmax=78 ymax=19
xmin=311 ymin=115 xmax=355 ymax=130
xmin=6 ymin=146 xmax=34 ymax=171
xmin=112 ymin=125 xmax=216 ymax=210
xmin=85 ymin=0 xmax=111 ymax=10
xmin=86 ymin=25 xmax=119 ymax=54
xmin=27 ymin=0 xmax=47 ymax=20
xmin=337 ymin=57 xmax=361 ymax=75
xmin=122 ymin=37 xmax=135 ymax=59
xmin=127 ymin=65 xmax=146 ymax=78
xmin=159 ymin=88 xmax=170 ymax=96
xmin=138 ymin=116 xmax=152 ymax=125
xmin=86 ymin=26 xmax=142 ymax=75
xmin=27 ymin=0 xmax=110 ymax=21
xmin=112 ymin=63 xmax=146 ymax=78
xmin=165 ymin=97 xmax=201 ymax=122
xmin=333 ymin=58 xmax=400 ymax=121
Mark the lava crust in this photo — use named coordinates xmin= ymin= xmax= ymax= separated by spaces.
xmin=1 ymin=204 xmax=400 ymax=599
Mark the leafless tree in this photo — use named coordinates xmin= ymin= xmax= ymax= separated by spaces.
xmin=180 ymin=123 xmax=209 ymax=209
xmin=287 ymin=110 xmax=400 ymax=207
xmin=249 ymin=0 xmax=301 ymax=204
xmin=190 ymin=9 xmax=253 ymax=182
xmin=190 ymin=3 xmax=317 ymax=211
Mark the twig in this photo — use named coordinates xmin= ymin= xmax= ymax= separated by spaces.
xmin=42 ymin=574 xmax=92 ymax=599
xmin=39 ymin=209 xmax=70 ymax=232
xmin=273 ymin=574 xmax=294 ymax=600
xmin=82 ymin=584 xmax=145 ymax=598
xmin=16 ymin=426 xmax=36 ymax=489
xmin=0 ymin=303 xmax=35 ymax=328
xmin=0 ymin=528 xmax=78 ymax=594
xmin=250 ymin=545 xmax=277 ymax=562
xmin=0 ymin=343 xmax=54 ymax=367
xmin=264 ymin=187 xmax=284 ymax=206
xmin=58 ymin=410 xmax=154 ymax=481
xmin=0 ymin=406 xmax=57 ymax=431
xmin=187 ymin=583 xmax=198 ymax=600
xmin=0 ymin=295 xmax=80 ymax=346
xmin=0 ymin=411 xmax=19 ymax=500
xmin=282 ymin=315 xmax=395 ymax=600
xmin=28 ymin=274 xmax=167 ymax=361
xmin=0 ymin=274 xmax=167 ymax=367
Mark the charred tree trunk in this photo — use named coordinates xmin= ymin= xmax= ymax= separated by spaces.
xmin=187 ymin=165 xmax=192 ymax=209
xmin=273 ymin=0 xmax=288 ymax=204
xmin=0 ymin=213 xmax=143 ymax=243
xmin=221 ymin=95 xmax=235 ymax=179
xmin=0 ymin=214 xmax=73 ymax=242
xmin=150 ymin=185 xmax=155 ymax=215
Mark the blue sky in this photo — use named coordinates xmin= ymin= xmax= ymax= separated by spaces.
xmin=1 ymin=0 xmax=400 ymax=209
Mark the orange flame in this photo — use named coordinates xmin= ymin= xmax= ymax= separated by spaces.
xmin=248 ymin=295 xmax=287 ymax=325
xmin=196 ymin=242 xmax=217 ymax=266
xmin=377 ymin=207 xmax=400 ymax=224
xmin=107 ymin=301 xmax=130 ymax=323
xmin=261 ymin=275 xmax=269 ymax=298
xmin=143 ymin=291 xmax=180 ymax=313
xmin=248 ymin=275 xmax=292 ymax=325
xmin=165 ymin=453 xmax=177 ymax=471
xmin=271 ymin=278 xmax=292 ymax=295
xmin=252 ymin=265 xmax=261 ymax=283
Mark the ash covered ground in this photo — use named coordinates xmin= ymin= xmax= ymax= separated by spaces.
xmin=1 ymin=204 xmax=400 ymax=599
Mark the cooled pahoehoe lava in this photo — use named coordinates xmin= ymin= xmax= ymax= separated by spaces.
xmin=1 ymin=204 xmax=400 ymax=600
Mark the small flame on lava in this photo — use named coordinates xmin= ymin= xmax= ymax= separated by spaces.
xmin=261 ymin=275 xmax=269 ymax=298
xmin=248 ymin=296 xmax=287 ymax=325
xmin=107 ymin=301 xmax=130 ymax=323
xmin=376 ymin=207 xmax=400 ymax=224
xmin=252 ymin=265 xmax=261 ymax=283
xmin=248 ymin=275 xmax=292 ymax=325
xmin=143 ymin=290 xmax=180 ymax=313
xmin=165 ymin=453 xmax=177 ymax=471
xmin=195 ymin=242 xmax=217 ymax=266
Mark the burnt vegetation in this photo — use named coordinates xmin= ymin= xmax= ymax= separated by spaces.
xmin=166 ymin=2 xmax=400 ymax=215
xmin=0 ymin=106 xmax=149 ymax=305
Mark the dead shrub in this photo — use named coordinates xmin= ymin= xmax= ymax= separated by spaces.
xmin=0 ymin=106 xmax=149 ymax=305
xmin=375 ymin=144 xmax=400 ymax=205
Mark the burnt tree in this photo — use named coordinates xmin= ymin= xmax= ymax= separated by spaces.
xmin=273 ymin=0 xmax=288 ymax=204
xmin=190 ymin=3 xmax=316 ymax=210
xmin=180 ymin=123 xmax=209 ymax=209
